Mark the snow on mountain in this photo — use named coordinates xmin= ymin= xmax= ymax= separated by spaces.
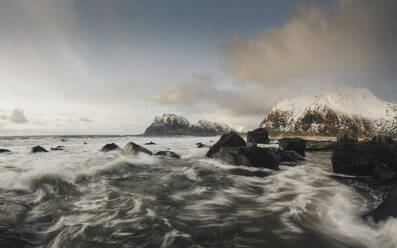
xmin=144 ymin=113 xmax=233 ymax=136
xmin=260 ymin=88 xmax=397 ymax=137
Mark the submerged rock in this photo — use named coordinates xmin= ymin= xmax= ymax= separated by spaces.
xmin=364 ymin=187 xmax=397 ymax=222
xmin=280 ymin=150 xmax=305 ymax=162
xmin=0 ymin=148 xmax=11 ymax=153
xmin=51 ymin=146 xmax=65 ymax=151
xmin=213 ymin=146 xmax=280 ymax=170
xmin=123 ymin=142 xmax=152 ymax=155
xmin=31 ymin=146 xmax=48 ymax=153
xmin=196 ymin=142 xmax=208 ymax=148
xmin=279 ymin=138 xmax=306 ymax=156
xmin=228 ymin=168 xmax=268 ymax=178
xmin=100 ymin=143 xmax=121 ymax=152
xmin=206 ymin=132 xmax=246 ymax=158
xmin=154 ymin=151 xmax=181 ymax=159
xmin=247 ymin=128 xmax=270 ymax=144
xmin=145 ymin=142 xmax=156 ymax=145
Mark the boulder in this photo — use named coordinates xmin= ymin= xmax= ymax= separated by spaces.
xmin=145 ymin=142 xmax=156 ymax=145
xmin=373 ymin=163 xmax=396 ymax=182
xmin=337 ymin=133 xmax=358 ymax=144
xmin=154 ymin=151 xmax=181 ymax=159
xmin=206 ymin=132 xmax=247 ymax=158
xmin=279 ymin=138 xmax=306 ymax=156
xmin=331 ymin=144 xmax=390 ymax=176
xmin=213 ymin=146 xmax=280 ymax=170
xmin=371 ymin=135 xmax=394 ymax=145
xmin=123 ymin=142 xmax=152 ymax=155
xmin=280 ymin=150 xmax=305 ymax=162
xmin=364 ymin=188 xmax=397 ymax=222
xmin=31 ymin=146 xmax=48 ymax=153
xmin=100 ymin=143 xmax=121 ymax=152
xmin=247 ymin=128 xmax=270 ymax=144
xmin=0 ymin=148 xmax=11 ymax=153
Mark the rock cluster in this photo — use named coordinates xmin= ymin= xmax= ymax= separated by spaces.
xmin=205 ymin=131 xmax=305 ymax=170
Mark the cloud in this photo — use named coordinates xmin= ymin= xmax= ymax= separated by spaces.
xmin=80 ymin=117 xmax=93 ymax=122
xmin=221 ymin=0 xmax=397 ymax=93
xmin=8 ymin=108 xmax=29 ymax=123
xmin=150 ymin=74 xmax=274 ymax=117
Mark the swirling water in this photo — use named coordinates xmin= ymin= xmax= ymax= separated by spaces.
xmin=0 ymin=136 xmax=396 ymax=248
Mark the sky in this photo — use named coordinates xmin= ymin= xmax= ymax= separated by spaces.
xmin=0 ymin=0 xmax=396 ymax=135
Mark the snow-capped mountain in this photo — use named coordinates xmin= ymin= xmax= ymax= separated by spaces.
xmin=260 ymin=88 xmax=397 ymax=137
xmin=144 ymin=113 xmax=234 ymax=136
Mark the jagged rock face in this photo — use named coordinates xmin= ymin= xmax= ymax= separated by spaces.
xmin=260 ymin=88 xmax=397 ymax=137
xmin=144 ymin=113 xmax=233 ymax=136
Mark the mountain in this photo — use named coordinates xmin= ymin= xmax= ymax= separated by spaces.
xmin=143 ymin=113 xmax=233 ymax=136
xmin=260 ymin=88 xmax=397 ymax=137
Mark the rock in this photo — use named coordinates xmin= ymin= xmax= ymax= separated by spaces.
xmin=373 ymin=163 xmax=396 ymax=182
xmin=145 ymin=142 xmax=156 ymax=145
xmin=100 ymin=143 xmax=121 ymax=152
xmin=50 ymin=146 xmax=65 ymax=151
xmin=337 ymin=133 xmax=358 ymax=144
xmin=154 ymin=151 xmax=181 ymax=158
xmin=61 ymin=138 xmax=67 ymax=142
xmin=364 ymin=187 xmax=397 ymax=222
xmin=206 ymin=132 xmax=247 ymax=158
xmin=247 ymin=128 xmax=270 ymax=144
xmin=123 ymin=142 xmax=152 ymax=155
xmin=213 ymin=146 xmax=280 ymax=170
xmin=31 ymin=146 xmax=48 ymax=153
xmin=279 ymin=138 xmax=306 ymax=156
xmin=371 ymin=135 xmax=394 ymax=145
xmin=280 ymin=150 xmax=305 ymax=162
xmin=0 ymin=148 xmax=11 ymax=153
xmin=84 ymin=142 xmax=87 ymax=145
xmin=196 ymin=142 xmax=208 ymax=148
xmin=331 ymin=144 xmax=390 ymax=176
xmin=228 ymin=168 xmax=268 ymax=178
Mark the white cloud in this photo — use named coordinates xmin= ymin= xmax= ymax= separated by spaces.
xmin=8 ymin=108 xmax=29 ymax=123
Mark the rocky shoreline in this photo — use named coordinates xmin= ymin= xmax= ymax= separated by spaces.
xmin=1 ymin=128 xmax=396 ymax=226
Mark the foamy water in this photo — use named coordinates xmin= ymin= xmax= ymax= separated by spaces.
xmin=0 ymin=136 xmax=396 ymax=247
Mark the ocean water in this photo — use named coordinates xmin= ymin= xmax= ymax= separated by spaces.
xmin=0 ymin=136 xmax=396 ymax=248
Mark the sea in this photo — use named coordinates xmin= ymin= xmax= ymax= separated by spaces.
xmin=0 ymin=135 xmax=396 ymax=248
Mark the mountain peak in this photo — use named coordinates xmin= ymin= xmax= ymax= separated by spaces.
xmin=261 ymin=88 xmax=397 ymax=137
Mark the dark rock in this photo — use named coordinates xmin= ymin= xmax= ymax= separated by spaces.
xmin=31 ymin=146 xmax=48 ymax=153
xmin=123 ymin=142 xmax=152 ymax=155
xmin=213 ymin=146 xmax=280 ymax=170
xmin=145 ymin=142 xmax=156 ymax=145
xmin=206 ymin=132 xmax=246 ymax=158
xmin=373 ymin=163 xmax=396 ymax=182
xmin=50 ymin=146 xmax=65 ymax=151
xmin=84 ymin=142 xmax=87 ymax=145
xmin=196 ymin=142 xmax=208 ymax=148
xmin=331 ymin=144 xmax=390 ymax=176
xmin=337 ymin=133 xmax=358 ymax=144
xmin=100 ymin=143 xmax=121 ymax=152
xmin=280 ymin=150 xmax=305 ymax=162
xmin=0 ymin=148 xmax=11 ymax=153
xmin=247 ymin=128 xmax=270 ymax=144
xmin=154 ymin=151 xmax=181 ymax=159
xmin=371 ymin=135 xmax=394 ymax=145
xmin=228 ymin=168 xmax=268 ymax=178
xmin=364 ymin=187 xmax=397 ymax=222
xmin=279 ymin=138 xmax=306 ymax=156
xmin=61 ymin=138 xmax=67 ymax=142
